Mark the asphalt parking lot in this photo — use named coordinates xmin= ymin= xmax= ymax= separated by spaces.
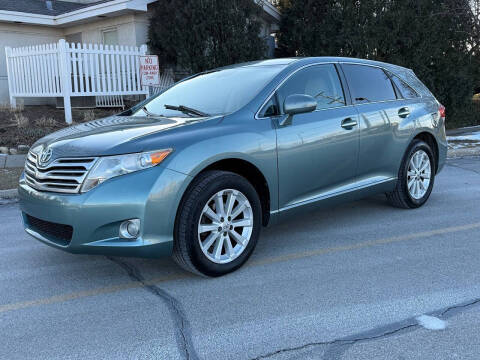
xmin=1 ymin=156 xmax=479 ymax=360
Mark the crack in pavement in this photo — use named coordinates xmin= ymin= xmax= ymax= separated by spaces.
xmin=439 ymin=297 xmax=480 ymax=318
xmin=106 ymin=256 xmax=199 ymax=360
xmin=251 ymin=296 xmax=480 ymax=360
xmin=250 ymin=323 xmax=416 ymax=360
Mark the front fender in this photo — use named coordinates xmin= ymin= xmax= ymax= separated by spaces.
xmin=164 ymin=121 xmax=279 ymax=213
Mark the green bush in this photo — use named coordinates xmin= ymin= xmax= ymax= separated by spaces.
xmin=448 ymin=100 xmax=480 ymax=129
xmin=148 ymin=0 xmax=267 ymax=74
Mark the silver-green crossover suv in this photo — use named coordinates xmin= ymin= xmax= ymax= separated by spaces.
xmin=19 ymin=57 xmax=447 ymax=276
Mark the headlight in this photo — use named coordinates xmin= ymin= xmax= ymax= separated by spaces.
xmin=81 ymin=149 xmax=172 ymax=193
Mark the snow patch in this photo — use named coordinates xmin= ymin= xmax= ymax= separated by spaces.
xmin=447 ymin=131 xmax=480 ymax=142
xmin=447 ymin=131 xmax=480 ymax=149
xmin=416 ymin=315 xmax=447 ymax=330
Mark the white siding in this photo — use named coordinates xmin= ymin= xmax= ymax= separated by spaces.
xmin=0 ymin=15 xmax=150 ymax=105
xmin=0 ymin=2 xmax=279 ymax=105
xmin=64 ymin=14 xmax=148 ymax=47
xmin=0 ymin=24 xmax=62 ymax=105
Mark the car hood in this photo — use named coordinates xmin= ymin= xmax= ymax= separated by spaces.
xmin=31 ymin=115 xmax=218 ymax=158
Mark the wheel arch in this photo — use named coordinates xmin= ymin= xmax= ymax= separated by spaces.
xmin=175 ymin=158 xmax=272 ymax=227
xmin=412 ymin=131 xmax=439 ymax=173
xmin=201 ymin=159 xmax=271 ymax=226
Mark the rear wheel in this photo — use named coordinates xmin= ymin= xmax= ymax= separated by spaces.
xmin=173 ymin=170 xmax=261 ymax=276
xmin=386 ymin=139 xmax=435 ymax=209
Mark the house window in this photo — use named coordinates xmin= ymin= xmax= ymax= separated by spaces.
xmin=102 ymin=28 xmax=118 ymax=46
xmin=65 ymin=32 xmax=82 ymax=44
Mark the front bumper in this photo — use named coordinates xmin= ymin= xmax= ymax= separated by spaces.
xmin=19 ymin=166 xmax=191 ymax=258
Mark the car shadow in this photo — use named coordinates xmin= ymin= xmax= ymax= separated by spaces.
xmin=110 ymin=194 xmax=397 ymax=280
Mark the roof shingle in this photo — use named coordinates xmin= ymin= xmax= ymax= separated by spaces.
xmin=0 ymin=0 xmax=114 ymax=16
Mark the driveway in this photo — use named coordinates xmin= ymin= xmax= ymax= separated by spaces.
xmin=1 ymin=157 xmax=479 ymax=360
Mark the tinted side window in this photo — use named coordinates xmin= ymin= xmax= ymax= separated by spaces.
xmin=277 ymin=64 xmax=346 ymax=111
xmin=389 ymin=73 xmax=419 ymax=99
xmin=342 ymin=64 xmax=396 ymax=103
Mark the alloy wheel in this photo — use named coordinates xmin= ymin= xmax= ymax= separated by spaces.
xmin=197 ymin=189 xmax=253 ymax=264
xmin=407 ymin=149 xmax=431 ymax=200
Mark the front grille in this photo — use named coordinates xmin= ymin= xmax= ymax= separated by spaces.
xmin=24 ymin=151 xmax=97 ymax=194
xmin=26 ymin=214 xmax=73 ymax=246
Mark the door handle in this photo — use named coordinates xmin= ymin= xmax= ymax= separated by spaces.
xmin=341 ymin=118 xmax=357 ymax=129
xmin=398 ymin=107 xmax=410 ymax=118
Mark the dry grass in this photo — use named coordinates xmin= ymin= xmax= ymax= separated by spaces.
xmin=15 ymin=99 xmax=25 ymax=112
xmin=0 ymin=99 xmax=25 ymax=114
xmin=0 ymin=103 xmax=11 ymax=111
xmin=0 ymin=105 xmax=118 ymax=147
xmin=35 ymin=116 xmax=57 ymax=127
xmin=83 ymin=110 xmax=96 ymax=122
xmin=14 ymin=113 xmax=29 ymax=128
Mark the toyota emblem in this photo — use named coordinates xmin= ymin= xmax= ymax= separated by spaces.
xmin=39 ymin=147 xmax=53 ymax=165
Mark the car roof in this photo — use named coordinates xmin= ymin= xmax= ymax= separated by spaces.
xmin=211 ymin=58 xmax=298 ymax=71
xmin=219 ymin=57 xmax=410 ymax=72
xmin=288 ymin=57 xmax=410 ymax=71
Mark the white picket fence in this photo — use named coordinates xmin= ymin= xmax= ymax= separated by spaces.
xmin=5 ymin=39 xmax=149 ymax=123
xmin=96 ymin=95 xmax=125 ymax=109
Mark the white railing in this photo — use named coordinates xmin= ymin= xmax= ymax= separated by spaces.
xmin=5 ymin=39 xmax=149 ymax=123
xmin=96 ymin=95 xmax=125 ymax=109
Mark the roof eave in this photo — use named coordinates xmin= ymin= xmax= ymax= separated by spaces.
xmin=0 ymin=10 xmax=54 ymax=25
xmin=0 ymin=0 xmax=280 ymax=27
xmin=0 ymin=0 xmax=154 ymax=27
xmin=257 ymin=0 xmax=281 ymax=23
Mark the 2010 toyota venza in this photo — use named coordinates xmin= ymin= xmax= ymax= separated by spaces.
xmin=19 ymin=57 xmax=447 ymax=276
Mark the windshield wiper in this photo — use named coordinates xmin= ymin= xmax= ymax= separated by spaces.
xmin=142 ymin=106 xmax=166 ymax=117
xmin=164 ymin=104 xmax=209 ymax=117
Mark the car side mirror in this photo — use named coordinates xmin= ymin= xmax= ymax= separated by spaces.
xmin=279 ymin=94 xmax=317 ymax=126
xmin=284 ymin=94 xmax=317 ymax=115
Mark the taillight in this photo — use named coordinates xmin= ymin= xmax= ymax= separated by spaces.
xmin=438 ymin=104 xmax=446 ymax=119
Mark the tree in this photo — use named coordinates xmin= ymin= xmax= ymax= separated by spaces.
xmin=277 ymin=0 xmax=480 ymax=127
xmin=148 ymin=0 xmax=267 ymax=74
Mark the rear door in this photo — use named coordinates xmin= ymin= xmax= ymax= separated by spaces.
xmin=340 ymin=64 xmax=412 ymax=183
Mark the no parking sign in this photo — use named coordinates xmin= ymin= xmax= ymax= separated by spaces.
xmin=139 ymin=55 xmax=160 ymax=86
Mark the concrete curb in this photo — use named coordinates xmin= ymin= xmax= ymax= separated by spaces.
xmin=0 ymin=189 xmax=18 ymax=200
xmin=447 ymin=147 xmax=480 ymax=159
xmin=0 ymin=154 xmax=26 ymax=169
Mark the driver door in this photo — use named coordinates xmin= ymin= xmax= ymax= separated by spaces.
xmin=270 ymin=64 xmax=360 ymax=211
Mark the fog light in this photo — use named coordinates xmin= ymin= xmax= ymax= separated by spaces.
xmin=119 ymin=219 xmax=140 ymax=239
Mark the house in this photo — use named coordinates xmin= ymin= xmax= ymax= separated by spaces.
xmin=0 ymin=0 xmax=280 ymax=105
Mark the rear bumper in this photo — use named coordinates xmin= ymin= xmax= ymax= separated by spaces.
xmin=437 ymin=124 xmax=448 ymax=174
xmin=19 ymin=166 xmax=191 ymax=258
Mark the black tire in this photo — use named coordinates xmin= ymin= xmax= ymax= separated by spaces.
xmin=173 ymin=170 xmax=262 ymax=277
xmin=386 ymin=139 xmax=436 ymax=209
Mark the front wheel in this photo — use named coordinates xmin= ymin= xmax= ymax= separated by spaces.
xmin=173 ymin=171 xmax=262 ymax=277
xmin=386 ymin=139 xmax=436 ymax=209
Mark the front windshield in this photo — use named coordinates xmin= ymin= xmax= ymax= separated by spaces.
xmin=132 ymin=65 xmax=286 ymax=117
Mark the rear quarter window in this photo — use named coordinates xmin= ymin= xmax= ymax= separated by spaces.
xmin=389 ymin=73 xmax=419 ymax=99
xmin=384 ymin=66 xmax=433 ymax=98
xmin=342 ymin=64 xmax=396 ymax=104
